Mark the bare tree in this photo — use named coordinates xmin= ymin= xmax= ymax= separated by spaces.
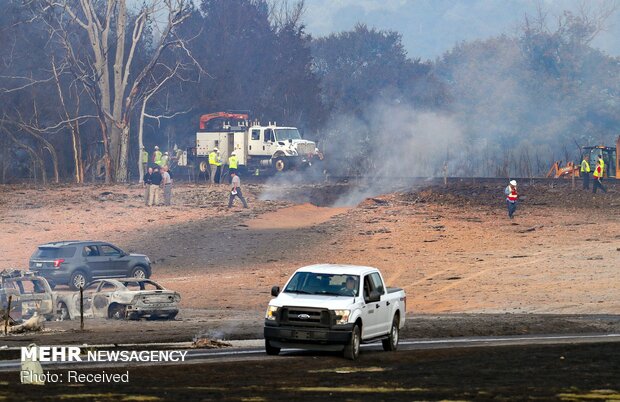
xmin=136 ymin=63 xmax=192 ymax=182
xmin=43 ymin=0 xmax=195 ymax=182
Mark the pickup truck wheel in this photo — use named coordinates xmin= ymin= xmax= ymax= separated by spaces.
xmin=265 ymin=340 xmax=280 ymax=356
xmin=343 ymin=325 xmax=361 ymax=360
xmin=382 ymin=316 xmax=399 ymax=351
xmin=56 ymin=302 xmax=70 ymax=321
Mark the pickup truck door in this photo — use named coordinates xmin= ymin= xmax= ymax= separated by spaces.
xmin=369 ymin=272 xmax=391 ymax=334
xmin=361 ymin=274 xmax=383 ymax=338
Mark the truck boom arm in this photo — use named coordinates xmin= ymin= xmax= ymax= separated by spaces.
xmin=199 ymin=112 xmax=249 ymax=130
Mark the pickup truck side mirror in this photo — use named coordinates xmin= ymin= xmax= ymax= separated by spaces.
xmin=365 ymin=290 xmax=381 ymax=303
xmin=271 ymin=286 xmax=280 ymax=297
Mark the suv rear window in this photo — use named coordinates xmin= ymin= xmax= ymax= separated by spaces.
xmin=34 ymin=247 xmax=76 ymax=259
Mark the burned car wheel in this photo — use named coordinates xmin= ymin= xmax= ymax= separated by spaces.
xmin=69 ymin=270 xmax=88 ymax=290
xmin=131 ymin=266 xmax=148 ymax=279
xmin=56 ymin=302 xmax=70 ymax=321
xmin=108 ymin=304 xmax=127 ymax=319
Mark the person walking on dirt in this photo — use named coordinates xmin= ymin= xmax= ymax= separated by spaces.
xmin=209 ymin=147 xmax=222 ymax=185
xmin=228 ymin=171 xmax=248 ymax=209
xmin=149 ymin=167 xmax=163 ymax=206
xmin=505 ymin=180 xmax=518 ymax=219
xmin=580 ymin=154 xmax=591 ymax=190
xmin=143 ymin=167 xmax=153 ymax=206
xmin=162 ymin=166 xmax=173 ymax=206
xmin=592 ymin=159 xmax=607 ymax=194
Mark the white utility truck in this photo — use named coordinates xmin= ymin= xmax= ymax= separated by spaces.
xmin=264 ymin=264 xmax=406 ymax=360
xmin=182 ymin=112 xmax=320 ymax=175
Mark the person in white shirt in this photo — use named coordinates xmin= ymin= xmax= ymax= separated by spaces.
xmin=228 ymin=171 xmax=248 ymax=208
xmin=162 ymin=166 xmax=173 ymax=206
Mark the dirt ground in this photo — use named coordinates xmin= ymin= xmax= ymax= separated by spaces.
xmin=1 ymin=342 xmax=619 ymax=401
xmin=1 ymin=179 xmax=619 ymax=399
xmin=1 ymin=180 xmax=618 ymax=314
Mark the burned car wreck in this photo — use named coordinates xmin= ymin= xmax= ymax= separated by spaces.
xmin=0 ymin=269 xmax=55 ymax=323
xmin=55 ymin=278 xmax=180 ymax=320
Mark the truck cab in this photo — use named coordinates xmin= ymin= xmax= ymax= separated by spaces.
xmin=183 ymin=112 xmax=320 ymax=176
xmin=264 ymin=264 xmax=406 ymax=360
xmin=247 ymin=125 xmax=317 ymax=171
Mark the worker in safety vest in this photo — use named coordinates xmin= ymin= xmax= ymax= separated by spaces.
xmin=580 ymin=154 xmax=590 ymax=190
xmin=153 ymin=146 xmax=163 ymax=166
xmin=228 ymin=151 xmax=238 ymax=176
xmin=208 ymin=147 xmax=222 ymax=184
xmin=140 ymin=147 xmax=149 ymax=174
xmin=598 ymin=156 xmax=605 ymax=177
xmin=505 ymin=180 xmax=518 ymax=219
xmin=161 ymin=152 xmax=170 ymax=168
xmin=592 ymin=159 xmax=607 ymax=194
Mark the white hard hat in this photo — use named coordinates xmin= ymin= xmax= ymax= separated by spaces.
xmin=164 ymin=151 xmax=169 ymax=155
xmin=231 ymin=151 xmax=236 ymax=156
xmin=510 ymin=180 xmax=517 ymax=186
xmin=213 ymin=147 xmax=218 ymax=151
xmin=154 ymin=145 xmax=159 ymax=150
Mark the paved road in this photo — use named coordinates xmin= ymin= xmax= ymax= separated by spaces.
xmin=2 ymin=332 xmax=619 ymax=372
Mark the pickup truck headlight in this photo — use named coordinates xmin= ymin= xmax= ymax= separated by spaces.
xmin=265 ymin=306 xmax=279 ymax=320
xmin=334 ymin=310 xmax=350 ymax=325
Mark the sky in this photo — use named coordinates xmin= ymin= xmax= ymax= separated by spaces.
xmin=301 ymin=0 xmax=620 ymax=61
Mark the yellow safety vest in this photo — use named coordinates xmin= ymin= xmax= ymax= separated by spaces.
xmin=580 ymin=159 xmax=590 ymax=173
xmin=141 ymin=151 xmax=149 ymax=164
xmin=209 ymin=151 xmax=221 ymax=166
xmin=599 ymin=159 xmax=605 ymax=175
xmin=593 ymin=164 xmax=602 ymax=178
xmin=228 ymin=155 xmax=238 ymax=169
xmin=154 ymin=150 xmax=162 ymax=165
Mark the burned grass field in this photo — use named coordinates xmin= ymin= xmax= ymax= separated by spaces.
xmin=1 ymin=342 xmax=619 ymax=401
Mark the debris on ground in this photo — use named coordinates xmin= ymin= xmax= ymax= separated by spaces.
xmin=191 ymin=338 xmax=232 ymax=349
xmin=9 ymin=314 xmax=45 ymax=334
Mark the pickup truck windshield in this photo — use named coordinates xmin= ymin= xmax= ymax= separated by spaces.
xmin=284 ymin=272 xmax=360 ymax=297
xmin=275 ymin=128 xmax=301 ymax=141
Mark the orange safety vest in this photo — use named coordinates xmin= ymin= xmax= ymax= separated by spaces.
xmin=593 ymin=164 xmax=603 ymax=178
xmin=507 ymin=188 xmax=518 ymax=202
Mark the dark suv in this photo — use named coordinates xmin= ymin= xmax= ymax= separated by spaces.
xmin=29 ymin=241 xmax=152 ymax=290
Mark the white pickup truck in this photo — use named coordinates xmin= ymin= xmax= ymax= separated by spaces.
xmin=264 ymin=264 xmax=406 ymax=360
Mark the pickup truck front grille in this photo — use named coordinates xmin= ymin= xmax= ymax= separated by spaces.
xmin=281 ymin=307 xmax=330 ymax=327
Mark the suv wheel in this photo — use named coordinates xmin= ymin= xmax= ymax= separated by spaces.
xmin=131 ymin=266 xmax=148 ymax=279
xmin=69 ymin=271 xmax=88 ymax=290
